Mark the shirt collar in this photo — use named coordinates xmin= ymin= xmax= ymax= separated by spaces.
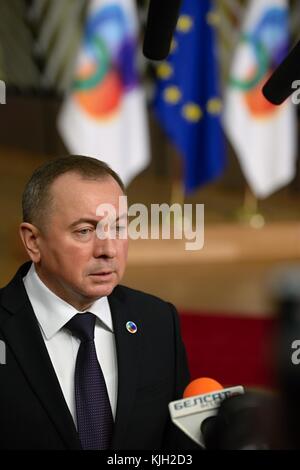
xmin=23 ymin=263 xmax=113 ymax=340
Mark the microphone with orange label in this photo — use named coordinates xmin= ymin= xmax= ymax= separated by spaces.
xmin=168 ymin=377 xmax=244 ymax=448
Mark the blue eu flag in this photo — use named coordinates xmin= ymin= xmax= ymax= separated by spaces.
xmin=153 ymin=0 xmax=226 ymax=194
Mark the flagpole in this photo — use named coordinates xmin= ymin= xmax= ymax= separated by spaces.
xmin=170 ymin=178 xmax=185 ymax=207
xmin=236 ymin=185 xmax=265 ymax=228
xmin=243 ymin=185 xmax=258 ymax=214
xmin=169 ymin=152 xmax=186 ymax=232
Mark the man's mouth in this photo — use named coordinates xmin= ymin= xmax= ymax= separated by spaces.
xmin=89 ymin=271 xmax=114 ymax=278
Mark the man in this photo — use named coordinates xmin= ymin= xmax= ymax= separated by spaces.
xmin=0 ymin=155 xmax=192 ymax=450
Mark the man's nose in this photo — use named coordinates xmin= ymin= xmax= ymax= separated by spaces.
xmin=93 ymin=233 xmax=117 ymax=258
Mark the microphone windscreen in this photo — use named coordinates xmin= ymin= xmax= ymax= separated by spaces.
xmin=183 ymin=377 xmax=223 ymax=398
xmin=143 ymin=0 xmax=182 ymax=60
xmin=262 ymin=39 xmax=300 ymax=105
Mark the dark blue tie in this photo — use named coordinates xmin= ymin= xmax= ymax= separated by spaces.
xmin=65 ymin=313 xmax=113 ymax=450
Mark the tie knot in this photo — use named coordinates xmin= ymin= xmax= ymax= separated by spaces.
xmin=65 ymin=312 xmax=96 ymax=342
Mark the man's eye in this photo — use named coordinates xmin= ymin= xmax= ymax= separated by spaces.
xmin=77 ymin=228 xmax=93 ymax=235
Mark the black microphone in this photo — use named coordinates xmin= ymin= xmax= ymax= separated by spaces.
xmin=262 ymin=39 xmax=300 ymax=105
xmin=143 ymin=0 xmax=182 ymax=61
xmin=204 ymin=391 xmax=274 ymax=450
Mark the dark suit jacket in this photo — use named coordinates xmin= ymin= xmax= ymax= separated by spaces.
xmin=0 ymin=262 xmax=193 ymax=450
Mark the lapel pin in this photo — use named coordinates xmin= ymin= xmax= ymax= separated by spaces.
xmin=126 ymin=321 xmax=137 ymax=334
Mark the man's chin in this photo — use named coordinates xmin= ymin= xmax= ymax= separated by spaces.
xmin=87 ymin=283 xmax=116 ymax=299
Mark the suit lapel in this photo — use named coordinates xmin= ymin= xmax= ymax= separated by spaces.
xmin=0 ymin=263 xmax=81 ymax=449
xmin=108 ymin=288 xmax=140 ymax=449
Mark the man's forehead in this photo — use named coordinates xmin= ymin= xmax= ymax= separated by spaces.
xmin=51 ymin=172 xmax=123 ymax=199
xmin=48 ymin=172 xmax=125 ymax=219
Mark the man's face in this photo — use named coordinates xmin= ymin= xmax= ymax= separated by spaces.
xmin=31 ymin=172 xmax=128 ymax=309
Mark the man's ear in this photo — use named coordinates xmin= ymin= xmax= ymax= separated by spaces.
xmin=19 ymin=223 xmax=42 ymax=263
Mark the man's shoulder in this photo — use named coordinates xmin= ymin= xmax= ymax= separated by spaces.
xmin=0 ymin=262 xmax=31 ymax=318
xmin=112 ymin=284 xmax=176 ymax=316
xmin=0 ymin=263 xmax=30 ymax=292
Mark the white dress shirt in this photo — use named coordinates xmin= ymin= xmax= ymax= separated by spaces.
xmin=23 ymin=263 xmax=118 ymax=426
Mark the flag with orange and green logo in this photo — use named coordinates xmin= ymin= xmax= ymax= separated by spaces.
xmin=223 ymin=0 xmax=296 ymax=198
xmin=58 ymin=0 xmax=149 ymax=186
